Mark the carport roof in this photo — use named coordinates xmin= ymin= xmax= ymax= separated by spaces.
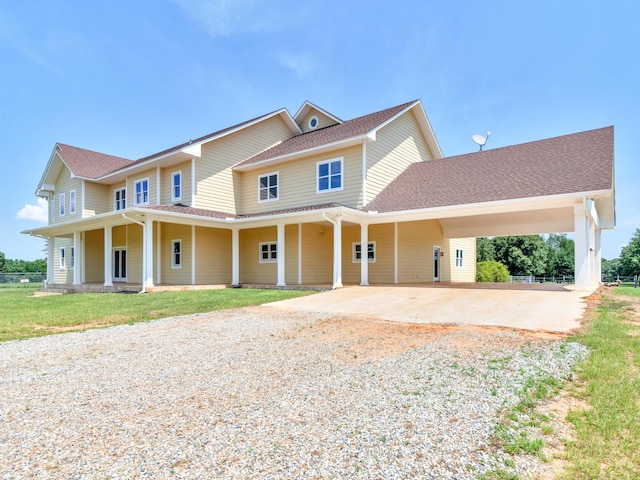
xmin=366 ymin=126 xmax=614 ymax=214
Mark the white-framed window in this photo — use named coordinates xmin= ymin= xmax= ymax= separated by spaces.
xmin=172 ymin=172 xmax=182 ymax=202
xmin=69 ymin=190 xmax=76 ymax=215
xmin=59 ymin=193 xmax=65 ymax=216
xmin=258 ymin=172 xmax=279 ymax=202
xmin=115 ymin=188 xmax=126 ymax=211
xmin=456 ymin=249 xmax=464 ymax=268
xmin=317 ymin=158 xmax=343 ymax=193
xmin=134 ymin=178 xmax=149 ymax=206
xmin=172 ymin=240 xmax=182 ymax=269
xmin=353 ymin=242 xmax=376 ymax=263
xmin=60 ymin=247 xmax=66 ymax=270
xmin=70 ymin=247 xmax=75 ymax=270
xmin=259 ymin=242 xmax=277 ymax=263
xmin=308 ymin=116 xmax=319 ymax=130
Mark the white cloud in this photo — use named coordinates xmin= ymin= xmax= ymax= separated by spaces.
xmin=16 ymin=198 xmax=48 ymax=222
xmin=278 ymin=53 xmax=316 ymax=77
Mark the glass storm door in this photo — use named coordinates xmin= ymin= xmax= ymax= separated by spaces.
xmin=433 ymin=247 xmax=441 ymax=282
xmin=113 ymin=248 xmax=127 ymax=282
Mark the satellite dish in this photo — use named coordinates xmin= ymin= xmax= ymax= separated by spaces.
xmin=472 ymin=131 xmax=491 ymax=151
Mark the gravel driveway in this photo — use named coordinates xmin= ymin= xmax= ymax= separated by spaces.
xmin=0 ymin=306 xmax=587 ymax=479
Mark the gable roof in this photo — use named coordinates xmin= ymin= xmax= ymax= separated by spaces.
xmin=56 ymin=143 xmax=134 ymax=179
xmin=293 ymin=100 xmax=343 ymax=125
xmin=366 ymin=126 xmax=614 ymax=213
xmin=235 ymin=100 xmax=441 ymax=170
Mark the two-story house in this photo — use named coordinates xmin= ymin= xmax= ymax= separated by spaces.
xmin=23 ymin=100 xmax=615 ymax=292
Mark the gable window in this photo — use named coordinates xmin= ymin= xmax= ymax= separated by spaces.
xmin=353 ymin=242 xmax=376 ymax=263
xmin=317 ymin=158 xmax=343 ymax=193
xmin=258 ymin=172 xmax=279 ymax=202
xmin=172 ymin=240 xmax=182 ymax=268
xmin=172 ymin=172 xmax=182 ymax=202
xmin=59 ymin=193 xmax=65 ymax=216
xmin=134 ymin=179 xmax=149 ymax=206
xmin=60 ymin=247 xmax=66 ymax=270
xmin=456 ymin=249 xmax=464 ymax=268
xmin=69 ymin=190 xmax=76 ymax=215
xmin=115 ymin=188 xmax=126 ymax=210
xmin=259 ymin=242 xmax=277 ymax=263
xmin=309 ymin=116 xmax=319 ymax=130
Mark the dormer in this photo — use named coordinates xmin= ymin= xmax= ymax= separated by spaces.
xmin=294 ymin=101 xmax=342 ymax=133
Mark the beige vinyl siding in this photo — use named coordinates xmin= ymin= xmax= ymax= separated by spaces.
xmin=298 ymin=109 xmax=339 ymax=133
xmin=53 ymin=237 xmax=73 ymax=284
xmin=84 ymin=182 xmax=109 ymax=216
xmin=54 ymin=167 xmax=83 ymax=223
xmin=195 ymin=115 xmax=294 ymax=214
xmin=129 ymin=169 xmax=158 ymax=207
xmin=446 ymin=237 xmax=476 ymax=283
xmin=84 ymin=229 xmax=104 ymax=283
xmin=194 ymin=227 xmax=232 ymax=284
xmin=285 ymin=224 xmax=299 ymax=285
xmin=397 ymin=220 xmax=444 ymax=283
xmin=366 ymin=110 xmax=434 ymax=205
xmin=300 ymin=223 xmax=333 ymax=284
xmin=239 ymin=227 xmax=277 ymax=284
xmin=161 ymin=161 xmax=192 ymax=205
xmin=342 ymin=224 xmax=395 ymax=284
xmin=239 ymin=145 xmax=363 ymax=214
xmin=160 ymin=223 xmax=192 ymax=285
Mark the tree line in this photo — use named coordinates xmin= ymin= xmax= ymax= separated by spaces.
xmin=0 ymin=251 xmax=46 ymax=273
xmin=602 ymin=228 xmax=640 ymax=278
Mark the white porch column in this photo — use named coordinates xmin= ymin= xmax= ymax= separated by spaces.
xmin=144 ymin=220 xmax=154 ymax=288
xmin=231 ymin=228 xmax=240 ymax=287
xmin=46 ymin=236 xmax=55 ymax=286
xmin=574 ymin=204 xmax=591 ymax=291
xmin=297 ymin=223 xmax=302 ymax=285
xmin=360 ymin=223 xmax=369 ymax=286
xmin=72 ymin=231 xmax=81 ymax=286
xmin=104 ymin=226 xmax=113 ymax=287
xmin=277 ymin=223 xmax=286 ymax=287
xmin=333 ymin=215 xmax=343 ymax=289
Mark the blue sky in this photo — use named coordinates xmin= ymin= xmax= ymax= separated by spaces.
xmin=1 ymin=0 xmax=637 ymax=261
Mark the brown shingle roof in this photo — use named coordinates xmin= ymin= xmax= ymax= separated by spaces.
xmin=236 ymin=101 xmax=418 ymax=168
xmin=142 ymin=203 xmax=344 ymax=220
xmin=366 ymin=126 xmax=614 ymax=213
xmin=56 ymin=143 xmax=133 ymax=179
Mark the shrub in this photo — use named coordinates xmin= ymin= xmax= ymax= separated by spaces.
xmin=477 ymin=260 xmax=510 ymax=282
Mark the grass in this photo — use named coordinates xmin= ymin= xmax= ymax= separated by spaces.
xmin=0 ymin=286 xmax=315 ymax=342
xmin=561 ymin=286 xmax=640 ymax=478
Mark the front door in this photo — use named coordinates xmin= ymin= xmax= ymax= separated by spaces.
xmin=113 ymin=248 xmax=127 ymax=282
xmin=433 ymin=246 xmax=441 ymax=282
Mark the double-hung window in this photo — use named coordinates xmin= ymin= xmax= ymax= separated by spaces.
xmin=134 ymin=179 xmax=149 ymax=206
xmin=259 ymin=242 xmax=277 ymax=263
xmin=59 ymin=193 xmax=65 ymax=217
xmin=115 ymin=188 xmax=126 ymax=210
xmin=456 ymin=249 xmax=464 ymax=268
xmin=69 ymin=190 xmax=76 ymax=215
xmin=60 ymin=247 xmax=66 ymax=270
xmin=353 ymin=242 xmax=376 ymax=263
xmin=317 ymin=158 xmax=343 ymax=193
xmin=258 ymin=172 xmax=279 ymax=202
xmin=172 ymin=240 xmax=182 ymax=268
xmin=172 ymin=172 xmax=182 ymax=202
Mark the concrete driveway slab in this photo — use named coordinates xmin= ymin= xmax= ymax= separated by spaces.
xmin=263 ymin=284 xmax=589 ymax=333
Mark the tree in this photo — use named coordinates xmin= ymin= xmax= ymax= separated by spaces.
xmin=476 ymin=260 xmax=509 ymax=282
xmin=476 ymin=237 xmax=495 ymax=262
xmin=492 ymin=235 xmax=549 ymax=276
xmin=620 ymin=228 xmax=640 ymax=276
xmin=602 ymin=257 xmax=623 ymax=279
xmin=0 ymin=251 xmax=5 ymax=272
xmin=545 ymin=234 xmax=574 ymax=277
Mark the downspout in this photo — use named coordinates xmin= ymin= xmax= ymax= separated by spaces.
xmin=122 ymin=213 xmax=147 ymax=293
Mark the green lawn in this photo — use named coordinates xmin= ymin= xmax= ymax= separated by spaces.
xmin=0 ymin=287 xmax=315 ymax=342
xmin=563 ymin=286 xmax=640 ymax=478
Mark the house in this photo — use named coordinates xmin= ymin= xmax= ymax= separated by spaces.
xmin=23 ymin=100 xmax=615 ymax=292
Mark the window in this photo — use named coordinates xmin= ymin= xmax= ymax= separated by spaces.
xmin=317 ymin=158 xmax=343 ymax=193
xmin=60 ymin=247 xmax=66 ymax=270
xmin=456 ymin=249 xmax=464 ymax=268
xmin=115 ymin=188 xmax=126 ymax=210
xmin=353 ymin=242 xmax=376 ymax=263
xmin=172 ymin=240 xmax=182 ymax=268
xmin=70 ymin=247 xmax=75 ymax=270
xmin=259 ymin=242 xmax=277 ymax=263
xmin=258 ymin=172 xmax=279 ymax=202
xmin=134 ymin=179 xmax=149 ymax=206
xmin=172 ymin=172 xmax=182 ymax=202
xmin=309 ymin=116 xmax=319 ymax=130
xmin=59 ymin=193 xmax=65 ymax=216
xmin=69 ymin=190 xmax=76 ymax=214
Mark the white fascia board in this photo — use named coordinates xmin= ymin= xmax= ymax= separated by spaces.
xmin=35 ymin=145 xmax=65 ymax=196
xmin=293 ymin=101 xmax=343 ymax=124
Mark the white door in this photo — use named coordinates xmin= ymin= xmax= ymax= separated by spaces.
xmin=433 ymin=246 xmax=441 ymax=282
xmin=113 ymin=248 xmax=127 ymax=282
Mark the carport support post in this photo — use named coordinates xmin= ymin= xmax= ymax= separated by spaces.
xmin=333 ymin=215 xmax=343 ymax=289
xmin=143 ymin=220 xmax=154 ymax=289
xmin=104 ymin=226 xmax=113 ymax=287
xmin=231 ymin=228 xmax=240 ymax=287
xmin=360 ymin=223 xmax=369 ymax=286
xmin=72 ymin=231 xmax=81 ymax=286
xmin=574 ymin=204 xmax=591 ymax=290
xmin=276 ymin=223 xmax=286 ymax=287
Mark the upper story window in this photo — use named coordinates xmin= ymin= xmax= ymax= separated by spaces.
xmin=317 ymin=158 xmax=343 ymax=193
xmin=69 ymin=190 xmax=76 ymax=215
xmin=134 ymin=179 xmax=149 ymax=206
xmin=259 ymin=242 xmax=277 ymax=263
xmin=308 ymin=116 xmax=319 ymax=130
xmin=115 ymin=188 xmax=126 ymax=211
xmin=59 ymin=193 xmax=65 ymax=217
xmin=172 ymin=172 xmax=182 ymax=202
xmin=353 ymin=242 xmax=376 ymax=263
xmin=258 ymin=172 xmax=279 ymax=203
xmin=456 ymin=249 xmax=464 ymax=268
xmin=172 ymin=240 xmax=182 ymax=268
